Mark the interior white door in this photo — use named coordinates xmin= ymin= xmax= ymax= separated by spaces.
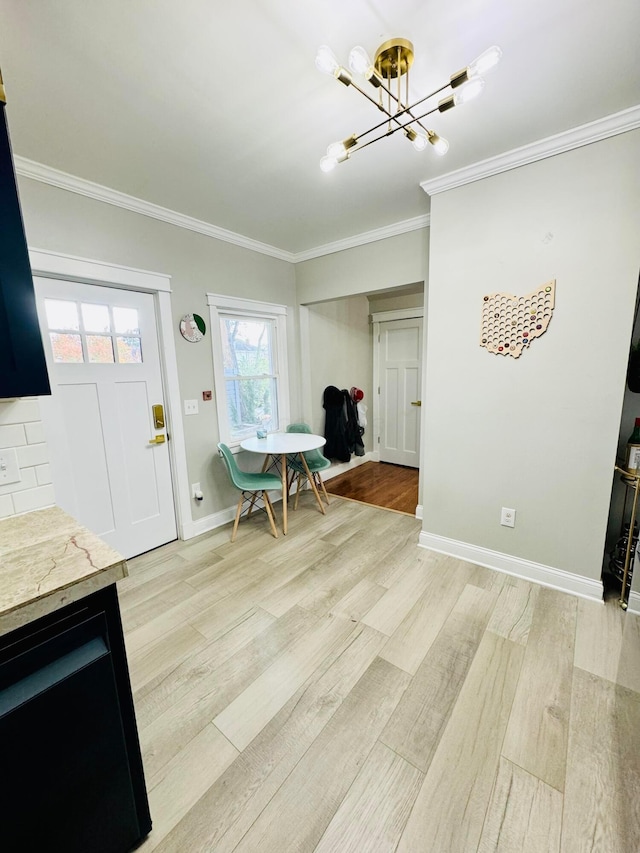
xmin=378 ymin=317 xmax=423 ymax=467
xmin=34 ymin=278 xmax=177 ymax=559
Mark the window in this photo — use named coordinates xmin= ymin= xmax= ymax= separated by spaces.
xmin=208 ymin=294 xmax=289 ymax=446
xmin=44 ymin=298 xmax=142 ymax=364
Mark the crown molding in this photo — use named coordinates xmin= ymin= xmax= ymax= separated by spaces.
xmin=420 ymin=104 xmax=640 ymax=196
xmin=292 ymin=214 xmax=430 ymax=263
xmin=15 ymin=156 xmax=295 ymax=263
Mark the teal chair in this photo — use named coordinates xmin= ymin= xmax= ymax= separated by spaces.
xmin=286 ymin=423 xmax=331 ymax=510
xmin=217 ymin=443 xmax=281 ymax=542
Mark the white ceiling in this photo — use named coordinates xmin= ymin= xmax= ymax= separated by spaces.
xmin=1 ymin=0 xmax=638 ymax=255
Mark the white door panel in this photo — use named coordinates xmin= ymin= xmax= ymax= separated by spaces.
xmin=379 ymin=318 xmax=422 ymax=467
xmin=35 ymin=278 xmax=177 ymax=558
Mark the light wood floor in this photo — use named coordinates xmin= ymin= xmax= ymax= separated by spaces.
xmin=118 ymin=498 xmax=640 ymax=852
xmin=326 ymin=461 xmax=419 ymax=515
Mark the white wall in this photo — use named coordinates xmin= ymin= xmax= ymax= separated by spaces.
xmin=296 ymin=229 xmax=428 ymax=304
xmin=422 ymin=130 xmax=640 ymax=585
xmin=0 ymin=398 xmax=54 ymax=517
xmin=17 ymin=178 xmax=298 ymax=522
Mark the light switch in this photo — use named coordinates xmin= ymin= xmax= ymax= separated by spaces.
xmin=0 ymin=448 xmax=21 ymax=485
xmin=184 ymin=399 xmax=199 ymax=416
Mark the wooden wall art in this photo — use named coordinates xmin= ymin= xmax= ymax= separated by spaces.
xmin=480 ymin=279 xmax=555 ymax=359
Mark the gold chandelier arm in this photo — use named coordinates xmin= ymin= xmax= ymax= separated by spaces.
xmin=348 ymin=104 xmax=441 ymax=156
xmin=349 ymin=80 xmax=450 ymax=144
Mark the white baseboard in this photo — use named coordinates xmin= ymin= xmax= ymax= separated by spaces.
xmin=415 ymin=504 xmax=423 ymax=521
xmin=627 ymin=590 xmax=640 ymax=615
xmin=180 ymin=489 xmax=288 ymax=540
xmin=180 ymin=506 xmax=237 ymax=540
xmin=418 ymin=531 xmax=604 ymax=603
xmin=323 ymin=452 xmax=373 ymax=481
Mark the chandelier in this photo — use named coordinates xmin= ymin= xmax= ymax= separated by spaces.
xmin=315 ymin=39 xmax=502 ymax=171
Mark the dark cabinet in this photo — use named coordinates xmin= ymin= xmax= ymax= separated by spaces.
xmin=0 ymin=585 xmax=151 ymax=852
xmin=0 ymin=85 xmax=50 ymax=398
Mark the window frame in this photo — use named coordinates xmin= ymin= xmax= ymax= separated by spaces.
xmin=207 ymin=293 xmax=290 ymax=449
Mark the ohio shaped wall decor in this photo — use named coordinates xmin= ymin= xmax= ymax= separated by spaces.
xmin=480 ymin=279 xmax=555 ymax=358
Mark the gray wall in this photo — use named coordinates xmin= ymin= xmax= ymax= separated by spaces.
xmin=296 ymin=229 xmax=428 ymax=304
xmin=18 ymin=178 xmax=298 ymax=520
xmin=422 ymin=130 xmax=640 ymax=580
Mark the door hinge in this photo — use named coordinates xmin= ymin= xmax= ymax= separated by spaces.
xmin=377 ymin=386 xmax=380 ymax=395
xmin=377 ymin=435 xmax=380 ymax=444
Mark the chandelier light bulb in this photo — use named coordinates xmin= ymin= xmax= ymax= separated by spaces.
xmin=320 ymin=155 xmax=338 ymax=172
xmin=315 ymin=45 xmax=340 ymax=76
xmin=411 ymin=132 xmax=429 ymax=152
xmin=429 ymin=133 xmax=449 ymax=155
xmin=348 ymin=46 xmax=373 ymax=77
xmin=453 ymin=77 xmax=485 ymax=105
xmin=468 ymin=45 xmax=502 ymax=77
xmin=327 ymin=140 xmax=346 ymax=158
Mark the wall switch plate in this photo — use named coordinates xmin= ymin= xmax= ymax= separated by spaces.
xmin=0 ymin=448 xmax=21 ymax=485
xmin=184 ymin=399 xmax=199 ymax=415
xmin=501 ymin=507 xmax=516 ymax=528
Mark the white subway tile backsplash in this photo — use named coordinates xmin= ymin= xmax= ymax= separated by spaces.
xmin=12 ymin=484 xmax=56 ymax=514
xmin=0 ymin=399 xmax=41 ymax=425
xmin=0 ymin=398 xmax=56 ymax=519
xmin=0 ymin=466 xmax=36 ymax=497
xmin=16 ymin=443 xmax=48 ymax=468
xmin=0 ymin=494 xmax=14 ymax=518
xmin=0 ymin=424 xmax=27 ymax=448
xmin=25 ymin=421 xmax=46 ymax=444
xmin=35 ymin=464 xmax=52 ymax=486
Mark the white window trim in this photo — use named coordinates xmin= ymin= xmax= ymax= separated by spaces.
xmin=207 ymin=292 xmax=290 ymax=449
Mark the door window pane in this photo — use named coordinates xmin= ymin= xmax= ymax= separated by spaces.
xmin=87 ymin=335 xmax=115 ymax=363
xmin=221 ymin=318 xmax=274 ymax=377
xmin=113 ymin=307 xmax=140 ymax=335
xmin=45 ymin=299 xmax=79 ymax=331
xmin=50 ymin=332 xmax=83 ymax=363
xmin=116 ymin=336 xmax=142 ymax=364
xmin=81 ymin=303 xmax=111 ymax=333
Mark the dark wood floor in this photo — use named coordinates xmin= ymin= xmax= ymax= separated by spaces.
xmin=325 ymin=461 xmax=419 ymax=515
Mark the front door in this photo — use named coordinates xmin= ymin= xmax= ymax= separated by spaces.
xmin=35 ymin=278 xmax=177 ymax=558
xmin=378 ymin=317 xmax=423 ymax=467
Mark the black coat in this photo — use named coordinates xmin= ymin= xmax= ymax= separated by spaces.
xmin=323 ymin=386 xmax=365 ymax=462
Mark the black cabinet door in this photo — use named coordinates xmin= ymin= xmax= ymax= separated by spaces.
xmin=0 ymin=592 xmax=151 ymax=852
xmin=0 ymin=101 xmax=50 ymax=397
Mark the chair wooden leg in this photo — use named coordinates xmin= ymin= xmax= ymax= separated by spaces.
xmin=301 ymin=456 xmax=325 ymax=515
xmin=315 ymin=472 xmax=330 ymax=505
xmin=231 ymin=493 xmax=244 ymax=542
xmin=263 ymin=491 xmax=279 ymax=539
xmin=293 ymin=472 xmax=304 ymax=511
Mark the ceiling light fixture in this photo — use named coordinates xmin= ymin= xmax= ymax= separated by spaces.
xmin=316 ymin=40 xmax=502 ymax=170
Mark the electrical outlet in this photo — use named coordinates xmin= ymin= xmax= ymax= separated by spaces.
xmin=0 ymin=448 xmax=21 ymax=485
xmin=184 ymin=399 xmax=199 ymax=415
xmin=500 ymin=507 xmax=516 ymax=528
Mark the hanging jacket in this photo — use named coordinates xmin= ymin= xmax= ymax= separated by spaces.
xmin=323 ymin=385 xmax=350 ymax=462
xmin=343 ymin=389 xmax=365 ymax=457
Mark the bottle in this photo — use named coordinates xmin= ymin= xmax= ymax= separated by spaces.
xmin=625 ymin=417 xmax=640 ymax=476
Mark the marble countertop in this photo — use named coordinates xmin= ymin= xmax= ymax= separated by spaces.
xmin=0 ymin=506 xmax=127 ymax=636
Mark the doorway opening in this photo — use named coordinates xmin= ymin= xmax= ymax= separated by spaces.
xmin=300 ymin=282 xmax=424 ymax=516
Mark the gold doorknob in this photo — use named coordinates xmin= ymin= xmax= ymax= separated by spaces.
xmin=149 ymin=435 xmax=166 ymax=445
xmin=411 ymin=400 xmax=422 ymax=407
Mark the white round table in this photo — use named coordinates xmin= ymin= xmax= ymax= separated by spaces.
xmin=240 ymin=433 xmax=326 ymax=535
